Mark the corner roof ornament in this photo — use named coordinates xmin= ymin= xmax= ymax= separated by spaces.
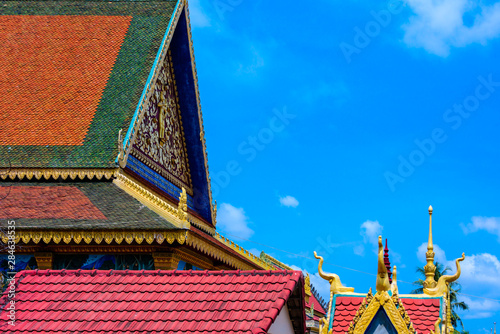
xmin=422 ymin=206 xmax=466 ymax=296
xmin=314 ymin=251 xmax=354 ymax=334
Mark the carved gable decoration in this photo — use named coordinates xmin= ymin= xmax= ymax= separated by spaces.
xmin=131 ymin=50 xmax=192 ymax=194
xmin=348 ymin=290 xmax=416 ymax=334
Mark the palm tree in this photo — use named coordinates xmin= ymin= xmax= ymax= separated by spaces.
xmin=411 ymin=262 xmax=469 ymax=332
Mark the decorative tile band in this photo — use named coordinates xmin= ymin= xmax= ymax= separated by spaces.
xmin=127 ymin=155 xmax=194 ymax=208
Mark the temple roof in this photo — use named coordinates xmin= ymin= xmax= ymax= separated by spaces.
xmin=307 ymin=289 xmax=327 ymax=315
xmin=0 ymin=269 xmax=306 ymax=333
xmin=0 ymin=181 xmax=179 ymax=230
xmin=0 ymin=0 xmax=176 ymax=168
xmin=330 ymin=294 xmax=442 ymax=334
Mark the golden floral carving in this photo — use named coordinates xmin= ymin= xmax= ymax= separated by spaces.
xmin=83 ymin=233 xmax=93 ymax=244
xmin=94 ymin=232 xmax=103 ymax=244
xmin=133 ymin=51 xmax=192 ymax=193
xmin=124 ymin=233 xmax=133 ymax=244
xmin=52 ymin=232 xmax=62 ymax=244
xmin=42 ymin=232 xmax=52 ymax=244
xmin=114 ymin=232 xmax=123 ymax=244
xmin=134 ymin=233 xmax=144 ymax=244
xmin=73 ymin=233 xmax=82 ymax=244
xmin=0 ymin=168 xmax=117 ymax=181
xmin=145 ymin=233 xmax=155 ymax=244
xmin=63 ymin=233 xmax=72 ymax=244
xmin=104 ymin=232 xmax=114 ymax=244
xmin=12 ymin=230 xmax=188 ymax=247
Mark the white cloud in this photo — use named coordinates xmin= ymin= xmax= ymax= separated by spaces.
xmin=217 ymin=203 xmax=254 ymax=239
xmin=460 ymin=253 xmax=500 ymax=291
xmin=403 ymin=0 xmax=500 ymax=56
xmin=360 ymin=220 xmax=383 ymax=251
xmin=279 ymin=195 xmax=299 ymax=208
xmin=353 ymin=244 xmax=365 ymax=256
xmin=461 ymin=216 xmax=500 ymax=241
xmin=417 ymin=242 xmax=447 ymax=264
xmin=236 ymin=45 xmax=265 ymax=75
xmin=461 ymin=295 xmax=500 ymax=319
xmin=187 ymin=0 xmax=211 ymax=28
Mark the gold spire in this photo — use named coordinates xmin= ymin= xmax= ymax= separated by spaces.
xmin=424 ymin=205 xmax=437 ymax=289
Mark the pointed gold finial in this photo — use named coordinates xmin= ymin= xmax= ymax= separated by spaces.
xmin=390 ymin=265 xmax=398 ymax=294
xmin=376 ymin=235 xmax=391 ymax=292
xmin=424 ymin=205 xmax=437 ymax=289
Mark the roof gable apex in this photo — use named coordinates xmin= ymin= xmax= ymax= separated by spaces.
xmin=118 ymin=0 xmax=215 ymax=226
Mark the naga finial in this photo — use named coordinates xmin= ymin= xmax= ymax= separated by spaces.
xmin=314 ymin=251 xmax=354 ymax=294
xmin=424 ymin=205 xmax=437 ymax=289
xmin=424 ymin=253 xmax=465 ymax=296
xmin=390 ymin=265 xmax=398 ymax=294
xmin=314 ymin=251 xmax=354 ymax=334
xmin=376 ymin=235 xmax=391 ymax=292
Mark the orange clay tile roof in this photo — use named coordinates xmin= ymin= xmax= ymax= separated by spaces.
xmin=0 ymin=182 xmax=179 ymax=230
xmin=0 ymin=15 xmax=131 ymax=146
xmin=0 ymin=1 xmax=177 ymax=168
xmin=0 ymin=186 xmax=106 ymax=220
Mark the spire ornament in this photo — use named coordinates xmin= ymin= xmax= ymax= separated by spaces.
xmin=424 ymin=205 xmax=437 ymax=289
xmin=376 ymin=236 xmax=391 ymax=292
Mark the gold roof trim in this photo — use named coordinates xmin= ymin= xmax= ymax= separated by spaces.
xmin=0 ymin=168 xmax=118 ymax=181
xmin=348 ymin=289 xmax=416 ymax=334
xmin=260 ymin=251 xmax=292 ymax=270
xmin=113 ymin=172 xmax=190 ymax=229
xmin=2 ymin=230 xmax=187 ymax=246
xmin=214 ymin=233 xmax=274 ymax=270
xmin=186 ymin=232 xmax=270 ymax=270
xmin=114 ymin=171 xmax=215 ymax=234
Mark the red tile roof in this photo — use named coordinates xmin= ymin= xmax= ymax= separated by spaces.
xmin=0 ymin=186 xmax=106 ymax=219
xmin=0 ymin=270 xmax=306 ymax=334
xmin=306 ymin=292 xmax=327 ymax=315
xmin=331 ymin=296 xmax=363 ymax=334
xmin=0 ymin=15 xmax=131 ymax=146
xmin=401 ymin=298 xmax=441 ymax=333
xmin=330 ymin=295 xmax=442 ymax=334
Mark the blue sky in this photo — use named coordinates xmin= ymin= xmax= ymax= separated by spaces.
xmin=188 ymin=0 xmax=500 ymax=332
